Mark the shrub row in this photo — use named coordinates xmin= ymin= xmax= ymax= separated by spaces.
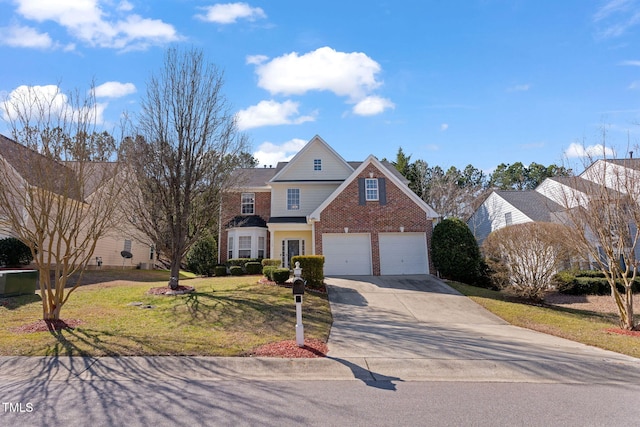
xmin=222 ymin=258 xmax=264 ymax=276
xmin=554 ymin=270 xmax=640 ymax=295
xmin=262 ymin=266 xmax=290 ymax=284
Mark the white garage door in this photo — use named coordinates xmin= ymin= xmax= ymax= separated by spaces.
xmin=379 ymin=232 xmax=429 ymax=275
xmin=323 ymin=233 xmax=372 ymax=275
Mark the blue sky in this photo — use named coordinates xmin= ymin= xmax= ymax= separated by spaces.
xmin=1 ymin=1 xmax=640 ymax=173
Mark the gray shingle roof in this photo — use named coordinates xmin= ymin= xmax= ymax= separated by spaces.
xmin=0 ymin=133 xmax=82 ymax=201
xmin=496 ymin=190 xmax=564 ymax=222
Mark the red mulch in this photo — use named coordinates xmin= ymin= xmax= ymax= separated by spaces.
xmin=248 ymin=338 xmax=328 ymax=358
xmin=11 ymin=319 xmax=83 ymax=333
xmin=147 ymin=285 xmax=195 ymax=295
xmin=605 ymin=328 xmax=640 ymax=337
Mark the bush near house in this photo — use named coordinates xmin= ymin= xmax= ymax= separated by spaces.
xmin=245 ymin=262 xmax=262 ymax=275
xmin=272 ymin=268 xmax=290 ymax=284
xmin=214 ymin=265 xmax=228 ymax=276
xmin=554 ymin=270 xmax=640 ymax=295
xmin=185 ymin=235 xmax=217 ymax=276
xmin=0 ymin=237 xmax=33 ymax=267
xmin=261 ymin=259 xmax=281 ymax=267
xmin=262 ymin=266 xmax=276 ymax=281
xmin=229 ymin=266 xmax=244 ymax=276
xmin=482 ymin=222 xmax=578 ymax=301
xmin=291 ymin=255 xmax=325 ymax=289
xmin=431 ymin=218 xmax=485 ymax=286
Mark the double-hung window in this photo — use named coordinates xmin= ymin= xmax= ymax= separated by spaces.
xmin=365 ymin=178 xmax=379 ymax=201
xmin=238 ymin=236 xmax=251 ymax=258
xmin=287 ymin=188 xmax=300 ymax=210
xmin=241 ymin=193 xmax=255 ymax=215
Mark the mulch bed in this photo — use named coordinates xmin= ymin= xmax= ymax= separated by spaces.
xmin=247 ymin=338 xmax=328 ymax=358
xmin=11 ymin=319 xmax=83 ymax=333
xmin=605 ymin=328 xmax=640 ymax=337
xmin=147 ymin=285 xmax=195 ymax=295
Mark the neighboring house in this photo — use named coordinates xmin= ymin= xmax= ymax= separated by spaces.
xmin=220 ymin=135 xmax=439 ymax=276
xmin=468 ymin=157 xmax=640 ymax=245
xmin=0 ymin=133 xmax=152 ymax=268
xmin=468 ymin=189 xmax=565 ymax=244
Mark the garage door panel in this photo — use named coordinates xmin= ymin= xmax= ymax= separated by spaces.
xmin=379 ymin=233 xmax=428 ymax=275
xmin=323 ymin=234 xmax=372 ymax=275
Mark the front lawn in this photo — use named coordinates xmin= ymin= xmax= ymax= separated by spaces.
xmin=448 ymin=281 xmax=640 ymax=359
xmin=0 ymin=271 xmax=332 ymax=357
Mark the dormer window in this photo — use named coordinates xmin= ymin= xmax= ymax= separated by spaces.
xmin=241 ymin=193 xmax=255 ymax=215
xmin=314 ymin=159 xmax=322 ymax=171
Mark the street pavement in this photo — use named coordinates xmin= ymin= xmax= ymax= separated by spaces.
xmin=0 ymin=274 xmax=638 ymax=385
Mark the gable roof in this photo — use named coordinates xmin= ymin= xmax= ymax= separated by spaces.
xmin=309 ymin=155 xmax=438 ymax=220
xmin=495 ymin=190 xmax=564 ymax=222
xmin=269 ymin=135 xmax=353 ymax=182
xmin=230 ymin=167 xmax=279 ymax=190
xmin=0 ymin=133 xmax=82 ymax=201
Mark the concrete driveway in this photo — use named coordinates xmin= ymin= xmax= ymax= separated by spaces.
xmin=325 ymin=275 xmax=640 ymax=383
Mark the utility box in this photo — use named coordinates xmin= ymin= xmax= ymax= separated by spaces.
xmin=0 ymin=270 xmax=38 ymax=297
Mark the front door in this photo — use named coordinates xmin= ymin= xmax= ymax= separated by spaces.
xmin=282 ymin=239 xmax=304 ymax=268
xmin=287 ymin=239 xmax=299 ymax=268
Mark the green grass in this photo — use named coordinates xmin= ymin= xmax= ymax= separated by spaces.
xmin=448 ymin=281 xmax=640 ymax=359
xmin=0 ymin=271 xmax=332 ymax=357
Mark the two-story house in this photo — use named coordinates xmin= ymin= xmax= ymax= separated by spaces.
xmin=0 ymin=133 xmax=153 ymax=268
xmin=220 ymin=136 xmax=439 ymax=276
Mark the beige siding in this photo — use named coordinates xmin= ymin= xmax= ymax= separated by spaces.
xmin=90 ymin=234 xmax=152 ymax=268
xmin=274 ymin=142 xmax=352 ymax=181
xmin=270 ymin=182 xmax=341 ymax=217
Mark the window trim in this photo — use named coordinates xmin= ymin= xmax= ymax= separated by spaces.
xmin=287 ymin=188 xmax=300 ymax=210
xmin=238 ymin=236 xmax=252 ymax=258
xmin=241 ymin=192 xmax=255 ymax=215
xmin=314 ymin=159 xmax=322 ymax=171
xmin=365 ymin=178 xmax=379 ymax=201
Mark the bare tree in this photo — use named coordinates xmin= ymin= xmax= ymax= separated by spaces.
xmin=124 ymin=47 xmax=248 ymax=289
xmin=558 ymin=147 xmax=640 ymax=330
xmin=482 ymin=222 xmax=578 ymax=302
xmin=0 ymin=85 xmax=124 ymax=320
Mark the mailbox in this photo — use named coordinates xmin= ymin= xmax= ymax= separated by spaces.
xmin=292 ymin=278 xmax=305 ymax=296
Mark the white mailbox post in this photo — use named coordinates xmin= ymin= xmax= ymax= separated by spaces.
xmin=292 ymin=261 xmax=305 ymax=347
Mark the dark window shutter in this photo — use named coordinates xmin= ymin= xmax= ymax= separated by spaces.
xmin=358 ymin=178 xmax=366 ymax=205
xmin=379 ymin=178 xmax=387 ymax=205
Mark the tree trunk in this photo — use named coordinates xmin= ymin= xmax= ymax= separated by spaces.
xmin=169 ymin=258 xmax=180 ymax=290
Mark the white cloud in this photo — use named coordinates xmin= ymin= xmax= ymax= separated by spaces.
xmin=593 ymin=0 xmax=640 ymax=38
xmin=94 ymin=81 xmax=136 ymax=98
xmin=253 ymin=46 xmax=383 ymax=100
xmin=246 ymin=54 xmax=268 ymax=65
xmin=1 ymin=84 xmax=105 ymax=125
xmin=564 ymin=142 xmax=616 ymax=158
xmin=440 ymin=123 xmax=449 ymax=131
xmin=196 ymin=2 xmax=266 ymax=24
xmin=236 ymin=100 xmax=316 ymax=130
xmin=619 ymin=59 xmax=640 ymax=66
xmin=11 ymin=0 xmax=180 ymax=50
xmin=253 ymin=138 xmax=306 ymax=167
xmin=0 ymin=24 xmax=52 ymax=48
xmin=352 ymin=96 xmax=394 ymax=116
xmin=117 ymin=1 xmax=134 ymax=12
xmin=507 ymin=83 xmax=531 ymax=92
xmin=629 ymin=80 xmax=640 ymax=89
